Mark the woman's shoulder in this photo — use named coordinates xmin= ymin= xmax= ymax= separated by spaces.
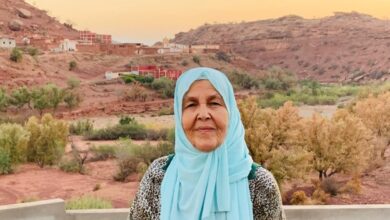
xmin=129 ymin=156 xmax=171 ymax=220
xmin=249 ymin=166 xmax=286 ymax=220
xmin=143 ymin=155 xmax=172 ymax=180
xmin=249 ymin=165 xmax=279 ymax=191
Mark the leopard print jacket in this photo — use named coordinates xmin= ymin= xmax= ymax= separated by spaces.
xmin=129 ymin=155 xmax=286 ymax=220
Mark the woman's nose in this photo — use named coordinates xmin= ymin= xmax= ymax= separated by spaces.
xmin=197 ymin=105 xmax=211 ymax=120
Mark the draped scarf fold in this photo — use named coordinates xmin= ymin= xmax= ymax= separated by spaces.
xmin=161 ymin=67 xmax=254 ymax=220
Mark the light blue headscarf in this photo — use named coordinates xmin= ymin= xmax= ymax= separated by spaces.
xmin=161 ymin=67 xmax=254 ymax=220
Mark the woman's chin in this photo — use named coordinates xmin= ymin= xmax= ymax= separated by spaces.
xmin=193 ymin=141 xmax=219 ymax=152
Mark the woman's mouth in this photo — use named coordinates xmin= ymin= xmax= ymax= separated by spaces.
xmin=196 ymin=126 xmax=216 ymax=132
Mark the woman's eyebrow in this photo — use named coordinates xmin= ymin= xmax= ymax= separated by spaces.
xmin=183 ymin=96 xmax=197 ymax=103
xmin=207 ymin=94 xmax=223 ymax=101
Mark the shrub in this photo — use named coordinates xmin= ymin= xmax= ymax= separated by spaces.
xmin=311 ymin=188 xmax=329 ymax=204
xmin=113 ymin=139 xmax=174 ymax=181
xmin=0 ymin=148 xmax=12 ymax=174
xmin=119 ymin=115 xmax=135 ymax=125
xmin=86 ymin=123 xmax=148 ymax=141
xmin=145 ymin=128 xmax=170 ymax=140
xmin=157 ymin=106 xmax=173 ymax=116
xmin=124 ymin=83 xmax=149 ymax=102
xmin=290 ymin=191 xmax=309 ymax=205
xmin=90 ymin=145 xmax=116 ymax=161
xmin=122 ymin=75 xmax=154 ymax=85
xmin=87 ymin=119 xmax=170 ymax=141
xmin=10 ymin=48 xmax=23 ymax=62
xmin=25 ymin=114 xmax=69 ymax=167
xmin=59 ymin=158 xmax=82 ymax=173
xmin=320 ymin=178 xmax=340 ymax=196
xmin=192 ymin=55 xmax=201 ymax=65
xmin=27 ymin=47 xmax=38 ymax=57
xmin=150 ymin=77 xmax=175 ymax=98
xmin=262 ymin=66 xmax=297 ymax=91
xmin=69 ymin=119 xmax=93 ymax=135
xmin=63 ymin=91 xmax=82 ymax=111
xmin=341 ymin=177 xmax=362 ymax=194
xmin=69 ymin=60 xmax=77 ymax=71
xmin=181 ymin=60 xmax=189 ymax=66
xmin=67 ymin=143 xmax=88 ymax=174
xmin=65 ymin=196 xmax=112 ymax=210
xmin=226 ymin=70 xmax=259 ymax=90
xmin=0 ymin=123 xmax=30 ymax=174
xmin=114 ymin=155 xmax=142 ymax=182
xmin=67 ymin=77 xmax=80 ymax=89
xmin=215 ymin=51 xmax=231 ymax=62
xmin=0 ymin=88 xmax=9 ymax=112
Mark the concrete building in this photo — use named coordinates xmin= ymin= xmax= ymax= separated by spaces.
xmin=0 ymin=37 xmax=16 ymax=49
xmin=158 ymin=38 xmax=189 ymax=54
xmin=79 ymin=30 xmax=111 ymax=44
xmin=53 ymin=39 xmax=78 ymax=52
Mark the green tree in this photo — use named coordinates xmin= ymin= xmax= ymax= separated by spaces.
xmin=31 ymin=87 xmax=50 ymax=115
xmin=25 ymin=114 xmax=68 ymax=167
xmin=45 ymin=84 xmax=65 ymax=113
xmin=9 ymin=86 xmax=32 ymax=109
xmin=353 ymin=92 xmax=390 ymax=159
xmin=239 ymin=98 xmax=311 ymax=186
xmin=0 ymin=123 xmax=30 ymax=174
xmin=303 ymin=110 xmax=373 ymax=180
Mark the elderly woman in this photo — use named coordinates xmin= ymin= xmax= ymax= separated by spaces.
xmin=129 ymin=67 xmax=285 ymax=220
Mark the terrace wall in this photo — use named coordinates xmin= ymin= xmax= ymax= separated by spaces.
xmin=2 ymin=199 xmax=390 ymax=220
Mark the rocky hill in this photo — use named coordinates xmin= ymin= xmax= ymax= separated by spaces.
xmin=173 ymin=12 xmax=390 ymax=82
xmin=0 ymin=0 xmax=78 ymax=40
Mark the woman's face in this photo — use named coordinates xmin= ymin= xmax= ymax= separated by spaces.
xmin=182 ymin=80 xmax=228 ymax=152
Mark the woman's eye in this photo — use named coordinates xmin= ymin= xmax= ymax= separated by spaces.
xmin=210 ymin=102 xmax=221 ymax=106
xmin=185 ymin=103 xmax=195 ymax=108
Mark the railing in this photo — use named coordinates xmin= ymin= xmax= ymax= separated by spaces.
xmin=1 ymin=199 xmax=390 ymax=220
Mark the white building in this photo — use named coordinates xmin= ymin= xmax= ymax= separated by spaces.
xmin=0 ymin=37 xmax=16 ymax=49
xmin=157 ymin=37 xmax=190 ymax=54
xmin=22 ymin=37 xmax=30 ymax=45
xmin=53 ymin=39 xmax=78 ymax=52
